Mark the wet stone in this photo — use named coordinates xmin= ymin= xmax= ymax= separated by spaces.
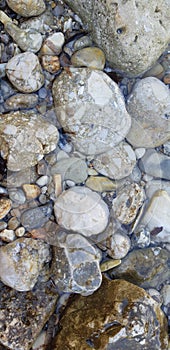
xmin=6 ymin=0 xmax=46 ymax=17
xmin=139 ymin=149 xmax=170 ymax=180
xmin=100 ymin=226 xmax=131 ymax=259
xmin=93 ymin=141 xmax=136 ymax=180
xmin=52 ymin=68 xmax=131 ymax=155
xmin=85 ymin=175 xmax=116 ymax=192
xmin=126 ymin=77 xmax=170 ymax=148
xmin=54 ymin=186 xmax=109 ymax=236
xmin=0 ymin=237 xmax=51 ymax=291
xmin=52 ymin=278 xmax=168 ymax=350
xmin=4 ymin=93 xmax=38 ymax=111
xmin=0 ymin=229 xmax=15 ymax=242
xmin=51 ymin=230 xmax=102 ymax=295
xmin=108 ymin=247 xmax=170 ymax=290
xmin=51 ymin=157 xmax=88 ymax=183
xmin=0 ymin=280 xmax=58 ymax=350
xmin=6 ymin=52 xmax=44 ymax=93
xmin=71 ymin=47 xmax=106 ymax=70
xmin=21 ymin=203 xmax=53 ymax=230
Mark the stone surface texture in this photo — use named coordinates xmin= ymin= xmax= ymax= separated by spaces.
xmin=51 ymin=156 xmax=88 ymax=183
xmin=139 ymin=149 xmax=170 ymax=180
xmin=71 ymin=47 xmax=106 ymax=70
xmin=52 ymin=278 xmax=168 ymax=350
xmin=54 ymin=186 xmax=109 ymax=236
xmin=52 ymin=68 xmax=131 ymax=155
xmin=0 ymin=238 xmax=51 ymax=291
xmin=126 ymin=77 xmax=170 ymax=148
xmin=64 ymin=0 xmax=170 ymax=76
xmin=0 ymin=111 xmax=59 ymax=171
xmin=6 ymin=0 xmax=46 ymax=17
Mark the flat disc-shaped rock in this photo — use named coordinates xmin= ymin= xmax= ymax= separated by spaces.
xmin=126 ymin=77 xmax=170 ymax=148
xmin=71 ymin=47 xmax=106 ymax=70
xmin=6 ymin=52 xmax=44 ymax=92
xmin=52 ymin=68 xmax=131 ymax=155
xmin=54 ymin=186 xmax=109 ymax=236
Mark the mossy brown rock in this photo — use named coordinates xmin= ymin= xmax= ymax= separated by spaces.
xmin=64 ymin=0 xmax=170 ymax=76
xmin=52 ymin=278 xmax=168 ymax=349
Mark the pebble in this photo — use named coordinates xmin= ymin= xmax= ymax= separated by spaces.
xmin=51 ymin=157 xmax=88 ymax=183
xmin=52 ymin=68 xmax=131 ymax=155
xmin=145 ymin=179 xmax=170 ymax=199
xmin=139 ymin=149 xmax=170 ymax=180
xmin=160 ymin=285 xmax=170 ymax=306
xmin=143 ymin=62 xmax=164 ymax=78
xmin=0 ymin=198 xmax=11 ymax=219
xmin=105 ymin=230 xmax=131 ymax=259
xmin=41 ymin=55 xmax=60 ymax=74
xmin=7 ymin=167 xmax=37 ymax=188
xmin=112 ymin=183 xmax=145 ymax=224
xmin=131 ymin=227 xmax=151 ymax=248
xmin=73 ymin=35 xmax=93 ymax=51
xmin=126 ymin=77 xmax=170 ymax=148
xmin=40 ymin=32 xmax=65 ymax=55
xmin=135 ymin=147 xmax=146 ymax=159
xmin=20 ymin=10 xmax=54 ymax=34
xmin=0 ymin=229 xmax=15 ymax=242
xmin=4 ymin=93 xmax=38 ymax=111
xmin=93 ymin=141 xmax=136 ymax=180
xmin=0 ymin=221 xmax=7 ymax=231
xmin=53 ymin=174 xmax=62 ymax=197
xmin=22 ymin=184 xmax=41 ymax=200
xmin=85 ymin=176 xmax=116 ymax=192
xmin=15 ymin=226 xmax=25 ymax=237
xmin=54 ymin=186 xmax=109 ymax=236
xmin=6 ymin=52 xmax=44 ymax=93
xmin=100 ymin=258 xmax=121 ymax=272
xmin=71 ymin=47 xmax=106 ymax=70
xmin=52 ymin=230 xmax=102 ymax=295
xmin=163 ymin=73 xmax=170 ymax=85
xmin=8 ymin=216 xmax=20 ymax=230
xmin=36 ymin=175 xmax=49 ymax=187
xmin=0 ymin=111 xmax=59 ymax=171
xmin=21 ymin=203 xmax=53 ymax=230
xmin=6 ymin=0 xmax=46 ymax=17
xmin=0 ymin=237 xmax=51 ymax=291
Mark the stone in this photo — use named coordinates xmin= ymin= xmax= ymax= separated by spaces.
xmin=161 ymin=285 xmax=170 ymax=306
xmin=52 ymin=68 xmax=131 ymax=155
xmin=112 ymin=183 xmax=145 ymax=225
xmin=139 ymin=149 xmax=170 ymax=180
xmin=51 ymin=230 xmax=102 ymax=295
xmin=54 ymin=186 xmax=109 ymax=236
xmin=0 ymin=111 xmax=59 ymax=171
xmin=71 ymin=47 xmax=106 ymax=70
xmin=131 ymin=227 xmax=151 ymax=249
xmin=6 ymin=52 xmax=44 ymax=93
xmin=101 ymin=228 xmax=131 ymax=259
xmin=136 ymin=190 xmax=170 ymax=243
xmin=0 ymin=238 xmax=51 ymax=291
xmin=20 ymin=10 xmax=54 ymax=34
xmin=143 ymin=63 xmax=164 ymax=78
xmin=4 ymin=93 xmax=38 ymax=111
xmin=64 ymin=0 xmax=170 ymax=77
xmin=15 ymin=226 xmax=25 ymax=237
xmin=52 ymin=278 xmax=168 ymax=350
xmin=22 ymin=184 xmax=41 ymax=200
xmin=163 ymin=74 xmax=170 ymax=85
xmin=145 ymin=179 xmax=170 ymax=199
xmin=21 ymin=203 xmax=53 ymax=230
xmin=126 ymin=77 xmax=170 ymax=148
xmin=86 ymin=175 xmax=116 ymax=192
xmin=0 ymin=198 xmax=11 ymax=219
xmin=100 ymin=259 xmax=121 ymax=272
xmin=108 ymin=247 xmax=170 ymax=290
xmin=36 ymin=175 xmax=49 ymax=187
xmin=73 ymin=35 xmax=93 ymax=51
xmin=8 ymin=216 xmax=20 ymax=230
xmin=40 ymin=32 xmax=65 ymax=55
xmin=53 ymin=174 xmax=62 ymax=198
xmin=51 ymin=157 xmax=88 ymax=183
xmin=8 ymin=188 xmax=26 ymax=205
xmin=0 ymin=229 xmax=15 ymax=242
xmin=7 ymin=167 xmax=37 ymax=187
xmin=0 ymin=281 xmax=58 ymax=350
xmin=41 ymin=55 xmax=60 ymax=73
xmin=93 ymin=141 xmax=136 ymax=180
xmin=6 ymin=0 xmax=46 ymax=17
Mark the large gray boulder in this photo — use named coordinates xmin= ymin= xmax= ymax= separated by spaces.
xmin=64 ymin=0 xmax=170 ymax=76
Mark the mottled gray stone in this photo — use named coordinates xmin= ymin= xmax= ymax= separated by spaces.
xmin=6 ymin=0 xmax=46 ymax=17
xmin=139 ymin=149 xmax=170 ymax=180
xmin=21 ymin=203 xmax=53 ymax=230
xmin=4 ymin=93 xmax=38 ymax=111
xmin=51 ymin=157 xmax=88 ymax=183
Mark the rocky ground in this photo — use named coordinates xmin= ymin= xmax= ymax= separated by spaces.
xmin=0 ymin=0 xmax=170 ymax=349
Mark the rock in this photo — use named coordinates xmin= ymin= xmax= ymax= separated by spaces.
xmin=100 ymin=228 xmax=131 ymax=259
xmin=112 ymin=183 xmax=145 ymax=225
xmin=126 ymin=77 xmax=170 ymax=148
xmin=0 ymin=229 xmax=15 ymax=242
xmin=54 ymin=186 xmax=109 ymax=236
xmin=71 ymin=47 xmax=106 ymax=70
xmin=86 ymin=175 xmax=116 ymax=192
xmin=143 ymin=63 xmax=164 ymax=78
xmin=41 ymin=55 xmax=60 ymax=74
xmin=0 ymin=111 xmax=59 ymax=171
xmin=161 ymin=285 xmax=170 ymax=306
xmin=20 ymin=10 xmax=54 ymax=34
xmin=40 ymin=32 xmax=65 ymax=55
xmin=7 ymin=167 xmax=37 ymax=187
xmin=73 ymin=35 xmax=93 ymax=51
xmin=139 ymin=149 xmax=170 ymax=180
xmin=64 ymin=0 xmax=170 ymax=77
xmin=21 ymin=203 xmax=53 ymax=230
xmin=36 ymin=175 xmax=49 ymax=187
xmin=8 ymin=216 xmax=20 ymax=230
xmin=0 ymin=238 xmax=51 ymax=291
xmin=51 ymin=230 xmax=102 ymax=295
xmin=15 ymin=226 xmax=25 ymax=237
xmin=0 ymin=281 xmax=58 ymax=350
xmin=163 ymin=74 xmax=170 ymax=85
xmin=8 ymin=188 xmax=26 ymax=205
xmin=22 ymin=184 xmax=41 ymax=200
xmin=136 ymin=190 xmax=170 ymax=243
xmin=52 ymin=68 xmax=131 ymax=155
xmin=145 ymin=179 xmax=170 ymax=199
xmin=131 ymin=227 xmax=151 ymax=249
xmin=4 ymin=93 xmax=38 ymax=111
xmin=52 ymin=278 xmax=168 ymax=350
xmin=0 ymin=198 xmax=11 ymax=219
xmin=108 ymin=247 xmax=170 ymax=290
xmin=6 ymin=52 xmax=44 ymax=93
xmin=6 ymin=0 xmax=46 ymax=17
xmin=93 ymin=141 xmax=136 ymax=180
xmin=51 ymin=157 xmax=88 ymax=183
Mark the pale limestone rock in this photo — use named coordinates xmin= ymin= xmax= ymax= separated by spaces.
xmin=52 ymin=68 xmax=131 ymax=155
xmin=139 ymin=149 xmax=170 ymax=180
xmin=126 ymin=77 xmax=170 ymax=148
xmin=22 ymin=184 xmax=41 ymax=199
xmin=40 ymin=32 xmax=65 ymax=55
xmin=51 ymin=157 xmax=88 ymax=183
xmin=54 ymin=186 xmax=109 ymax=236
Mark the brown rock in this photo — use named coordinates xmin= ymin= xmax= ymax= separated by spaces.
xmin=0 ymin=198 xmax=11 ymax=219
xmin=22 ymin=184 xmax=41 ymax=200
xmin=41 ymin=55 xmax=60 ymax=74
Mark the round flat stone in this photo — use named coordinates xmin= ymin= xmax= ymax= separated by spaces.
xmin=6 ymin=52 xmax=44 ymax=93
xmin=54 ymin=186 xmax=109 ymax=236
xmin=71 ymin=47 xmax=106 ymax=70
xmin=126 ymin=77 xmax=170 ymax=148
xmin=52 ymin=68 xmax=131 ymax=155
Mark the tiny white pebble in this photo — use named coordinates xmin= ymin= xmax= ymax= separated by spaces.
xmin=36 ymin=175 xmax=49 ymax=187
